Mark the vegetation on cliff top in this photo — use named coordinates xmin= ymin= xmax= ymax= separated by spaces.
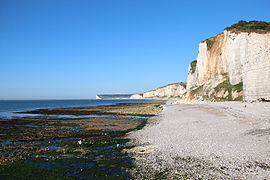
xmin=225 ymin=20 xmax=270 ymax=33
xmin=203 ymin=20 xmax=270 ymax=50
xmin=205 ymin=37 xmax=217 ymax=50
xmin=158 ymin=82 xmax=186 ymax=89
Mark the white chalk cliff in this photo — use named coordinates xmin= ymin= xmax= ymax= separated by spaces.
xmin=130 ymin=83 xmax=186 ymax=99
xmin=185 ymin=29 xmax=270 ymax=101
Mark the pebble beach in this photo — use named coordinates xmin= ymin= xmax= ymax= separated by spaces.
xmin=128 ymin=100 xmax=270 ymax=179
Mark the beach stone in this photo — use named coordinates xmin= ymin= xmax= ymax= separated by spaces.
xmin=128 ymin=100 xmax=270 ymax=179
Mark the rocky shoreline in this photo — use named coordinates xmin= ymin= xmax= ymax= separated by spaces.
xmin=2 ymin=99 xmax=269 ymax=179
xmin=0 ymin=100 xmax=164 ymax=179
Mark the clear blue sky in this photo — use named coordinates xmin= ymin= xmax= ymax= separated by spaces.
xmin=1 ymin=0 xmax=269 ymax=99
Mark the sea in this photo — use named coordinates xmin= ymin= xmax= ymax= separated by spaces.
xmin=0 ymin=99 xmax=146 ymax=119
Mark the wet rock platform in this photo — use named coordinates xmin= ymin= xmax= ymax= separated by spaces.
xmin=0 ymin=100 xmax=164 ymax=179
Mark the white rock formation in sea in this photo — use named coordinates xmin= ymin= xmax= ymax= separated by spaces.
xmin=185 ymin=29 xmax=270 ymax=101
xmin=130 ymin=83 xmax=186 ymax=99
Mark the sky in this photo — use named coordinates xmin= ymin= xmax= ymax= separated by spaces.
xmin=0 ymin=0 xmax=269 ymax=100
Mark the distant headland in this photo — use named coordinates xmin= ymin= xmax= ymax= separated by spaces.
xmin=96 ymin=94 xmax=133 ymax=99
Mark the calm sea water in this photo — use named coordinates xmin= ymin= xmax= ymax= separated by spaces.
xmin=0 ymin=99 xmax=146 ymax=118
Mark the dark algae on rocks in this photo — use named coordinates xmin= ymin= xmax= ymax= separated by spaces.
xmin=0 ymin=101 xmax=164 ymax=179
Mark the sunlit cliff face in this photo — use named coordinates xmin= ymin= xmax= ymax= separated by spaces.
xmin=186 ymin=30 xmax=270 ymax=101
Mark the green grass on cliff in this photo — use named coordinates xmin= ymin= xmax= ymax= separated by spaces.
xmin=225 ymin=20 xmax=270 ymax=33
xmin=190 ymin=60 xmax=197 ymax=74
xmin=191 ymin=85 xmax=203 ymax=95
xmin=205 ymin=37 xmax=216 ymax=50
xmin=214 ymin=80 xmax=243 ymax=101
xmin=158 ymin=82 xmax=187 ymax=89
xmin=203 ymin=20 xmax=270 ymax=50
xmin=188 ymin=79 xmax=243 ymax=102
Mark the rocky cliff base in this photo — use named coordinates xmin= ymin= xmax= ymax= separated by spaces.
xmin=183 ymin=74 xmax=243 ymax=102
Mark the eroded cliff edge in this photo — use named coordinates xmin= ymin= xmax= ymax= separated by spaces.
xmin=183 ymin=21 xmax=270 ymax=102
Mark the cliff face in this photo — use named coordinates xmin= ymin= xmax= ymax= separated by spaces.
xmin=131 ymin=83 xmax=186 ymax=99
xmin=186 ymin=30 xmax=270 ymax=101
